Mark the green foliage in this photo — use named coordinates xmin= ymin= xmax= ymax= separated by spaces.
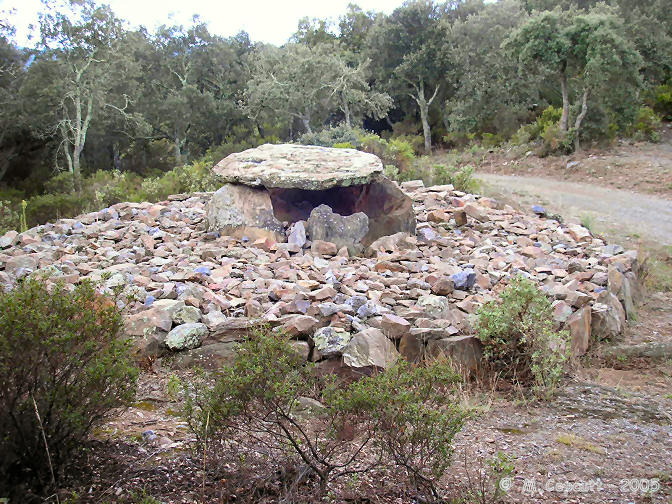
xmin=298 ymin=123 xmax=362 ymax=148
xmin=630 ymin=106 xmax=662 ymax=142
xmin=332 ymin=141 xmax=356 ymax=149
xmin=24 ymin=192 xmax=84 ymax=227
xmin=480 ymin=133 xmax=504 ymax=149
xmin=432 ymin=164 xmax=480 ymax=193
xmin=540 ymin=125 xmax=575 ymax=156
xmin=329 ymin=360 xmax=466 ymax=499
xmin=186 ymin=328 xmax=465 ymax=498
xmin=44 ymin=172 xmax=76 ymax=194
xmin=0 ymin=200 xmax=19 ymax=234
xmin=477 ymin=276 xmax=569 ymax=397
xmin=646 ymin=83 xmax=672 ymax=120
xmin=0 ymin=279 xmax=138 ymax=496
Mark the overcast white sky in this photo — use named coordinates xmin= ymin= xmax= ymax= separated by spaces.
xmin=1 ymin=0 xmax=402 ymax=47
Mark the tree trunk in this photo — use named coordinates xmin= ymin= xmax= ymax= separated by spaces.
xmin=441 ymin=104 xmax=451 ymax=135
xmin=411 ymin=80 xmax=440 ymax=154
xmin=574 ymin=88 xmax=590 ymax=151
xmin=342 ymin=96 xmax=351 ymax=128
xmin=301 ymin=109 xmax=312 ymax=134
xmin=113 ymin=143 xmax=121 ymax=171
xmin=174 ymin=130 xmax=183 ymax=165
xmin=559 ymin=70 xmax=569 ymax=132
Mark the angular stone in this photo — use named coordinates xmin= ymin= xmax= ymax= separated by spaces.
xmin=417 ymin=294 xmax=450 ymax=318
xmin=463 ymin=203 xmax=489 ymax=222
xmin=172 ymin=305 xmax=202 ymax=324
xmin=399 ymin=332 xmax=426 ymax=363
xmin=206 ymin=183 xmax=285 ymax=242
xmin=126 ymin=307 xmax=173 ymax=337
xmin=165 ymin=323 xmax=208 ymax=351
xmin=281 ymin=315 xmax=320 ymax=336
xmin=430 ymin=277 xmax=454 ymax=296
xmin=287 ymin=221 xmax=307 ymax=248
xmin=5 ymin=254 xmax=38 ymax=275
xmin=426 ymin=335 xmax=482 ymax=372
xmin=451 ymin=269 xmax=477 ymax=290
xmin=591 ymin=292 xmax=626 ymax=341
xmin=566 ymin=305 xmax=591 ymax=356
xmin=312 ymin=326 xmax=351 ymax=357
xmin=0 ymin=230 xmax=18 ymax=249
xmin=172 ymin=342 xmax=237 ymax=370
xmin=311 ymin=240 xmax=338 ymax=256
xmin=381 ymin=313 xmax=411 ymax=339
xmin=343 ymin=328 xmax=399 ymax=369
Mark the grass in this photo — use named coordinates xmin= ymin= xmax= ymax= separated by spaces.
xmin=555 ymin=433 xmax=605 ymax=454
xmin=579 ymin=212 xmax=595 ymax=231
xmin=644 ymin=247 xmax=672 ymax=292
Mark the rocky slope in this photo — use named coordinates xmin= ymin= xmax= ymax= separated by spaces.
xmin=0 ymin=180 xmax=643 ymax=372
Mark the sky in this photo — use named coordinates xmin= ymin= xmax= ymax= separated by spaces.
xmin=0 ymin=0 xmax=402 ymax=47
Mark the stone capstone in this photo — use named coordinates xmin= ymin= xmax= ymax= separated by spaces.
xmin=212 ymin=143 xmax=383 ymax=190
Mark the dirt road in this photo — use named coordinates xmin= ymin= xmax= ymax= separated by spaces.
xmin=478 ymin=173 xmax=672 ymax=246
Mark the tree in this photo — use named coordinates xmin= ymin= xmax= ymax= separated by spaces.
xmin=505 ymin=7 xmax=642 ymax=150
xmin=445 ymin=0 xmax=536 ymax=136
xmin=366 ymin=1 xmax=449 ymax=153
xmin=243 ymin=42 xmax=391 ymax=134
xmin=35 ymin=0 xmax=130 ymax=186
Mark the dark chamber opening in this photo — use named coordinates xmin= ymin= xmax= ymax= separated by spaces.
xmin=268 ymin=180 xmax=416 ymax=245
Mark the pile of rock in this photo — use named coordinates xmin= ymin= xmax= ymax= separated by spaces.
xmin=0 ymin=147 xmax=643 ymax=375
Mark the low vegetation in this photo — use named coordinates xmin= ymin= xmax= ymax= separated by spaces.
xmin=183 ymin=327 xmax=467 ymax=500
xmin=477 ymin=276 xmax=570 ymax=398
xmin=0 ymin=278 xmax=138 ymax=499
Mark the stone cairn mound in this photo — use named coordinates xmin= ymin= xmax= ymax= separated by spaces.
xmin=0 ymin=145 xmax=643 ymax=374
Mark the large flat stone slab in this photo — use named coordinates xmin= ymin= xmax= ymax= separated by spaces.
xmin=212 ymin=144 xmax=383 ymax=190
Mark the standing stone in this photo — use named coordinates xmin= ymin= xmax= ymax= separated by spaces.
xmin=306 ymin=204 xmax=369 ymax=254
xmin=206 ymin=183 xmax=285 ymax=242
xmin=287 ymin=221 xmax=307 ymax=248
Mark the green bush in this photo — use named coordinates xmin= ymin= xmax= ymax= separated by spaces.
xmin=186 ymin=328 xmax=466 ymax=499
xmin=0 ymin=279 xmax=138 ymax=497
xmin=631 ymin=106 xmax=662 ymax=142
xmin=43 ymin=172 xmax=76 ymax=195
xmin=0 ymin=200 xmax=20 ymax=234
xmin=25 ymin=192 xmax=85 ymax=227
xmin=432 ymin=164 xmax=479 ymax=193
xmin=331 ymin=360 xmax=466 ymax=499
xmin=298 ymin=124 xmax=362 ymax=148
xmin=332 ymin=141 xmax=356 ymax=149
xmin=480 ymin=132 xmax=504 ymax=149
xmin=539 ymin=125 xmax=575 ymax=156
xmin=477 ymin=276 xmax=569 ymax=397
xmin=645 ymin=83 xmax=672 ymax=120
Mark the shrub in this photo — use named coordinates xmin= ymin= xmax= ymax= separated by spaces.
xmin=645 ymin=83 xmax=672 ymax=120
xmin=331 ymin=360 xmax=466 ymax=500
xmin=186 ymin=328 xmax=466 ymax=499
xmin=477 ymin=276 xmax=569 ymax=397
xmin=480 ymin=132 xmax=504 ymax=149
xmin=43 ymin=172 xmax=76 ymax=194
xmin=0 ymin=279 xmax=138 ymax=497
xmin=298 ymin=124 xmax=362 ymax=148
xmin=25 ymin=192 xmax=85 ymax=227
xmin=432 ymin=164 xmax=479 ymax=193
xmin=0 ymin=200 xmax=20 ymax=234
xmin=185 ymin=327 xmax=380 ymax=495
xmin=539 ymin=125 xmax=575 ymax=156
xmin=631 ymin=106 xmax=662 ymax=142
xmin=332 ymin=141 xmax=356 ymax=149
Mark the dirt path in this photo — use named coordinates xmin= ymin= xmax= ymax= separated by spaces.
xmin=478 ymin=173 xmax=672 ymax=246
